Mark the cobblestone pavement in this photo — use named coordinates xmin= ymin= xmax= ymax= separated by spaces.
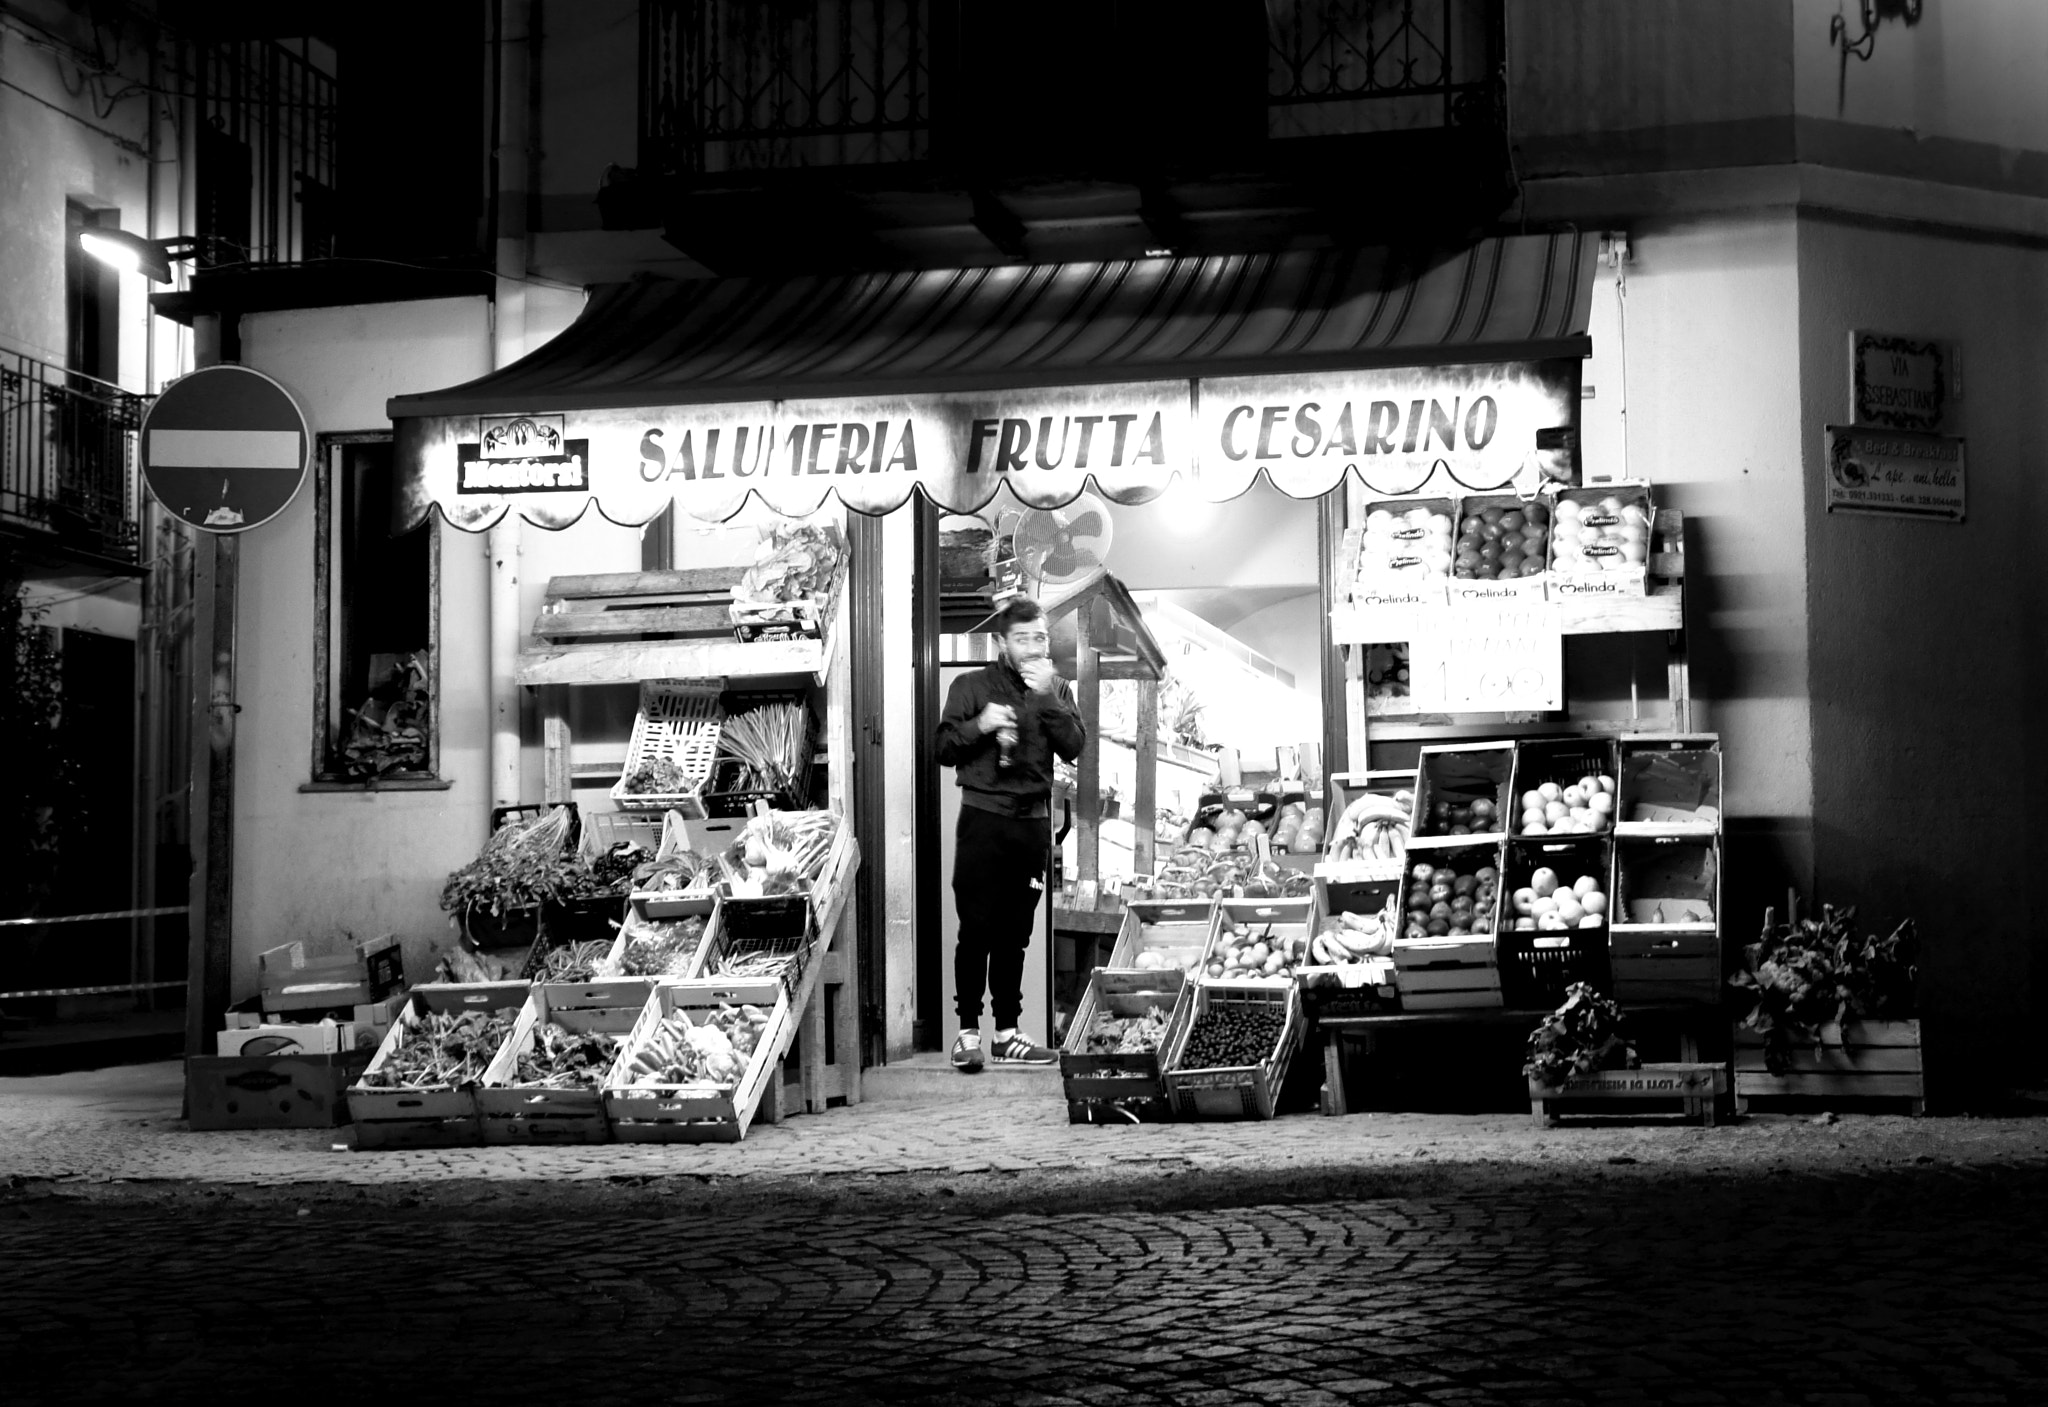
xmin=7 ymin=1062 xmax=2048 ymax=1194
xmin=4 ymin=1161 xmax=2045 ymax=1405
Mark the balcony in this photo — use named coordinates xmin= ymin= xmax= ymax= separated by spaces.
xmin=0 ymin=350 xmax=145 ymax=567
xmin=618 ymin=0 xmax=1510 ymax=273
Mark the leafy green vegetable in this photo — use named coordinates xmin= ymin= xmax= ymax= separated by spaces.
xmin=1523 ymin=983 xmax=1640 ymax=1088
xmin=1728 ymin=902 xmax=1919 ymax=1074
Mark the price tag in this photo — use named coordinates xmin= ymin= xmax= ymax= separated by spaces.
xmin=1409 ymin=605 xmax=1563 ymax=712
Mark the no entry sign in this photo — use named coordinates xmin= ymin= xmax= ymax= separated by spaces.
xmin=140 ymin=365 xmax=311 ymax=532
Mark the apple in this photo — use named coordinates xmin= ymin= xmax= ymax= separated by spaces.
xmin=1538 ymin=782 xmax=1562 ymax=803
xmin=1522 ymin=789 xmax=1544 ymax=811
xmin=1531 ymin=868 xmax=1560 ymax=898
xmin=1572 ymin=874 xmax=1600 ymax=896
xmin=1513 ymin=887 xmax=1537 ymax=915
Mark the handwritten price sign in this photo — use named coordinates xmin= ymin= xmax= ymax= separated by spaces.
xmin=1410 ymin=606 xmax=1564 ymax=712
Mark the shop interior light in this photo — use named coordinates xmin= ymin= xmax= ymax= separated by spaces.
xmin=77 ymin=229 xmax=202 ymax=284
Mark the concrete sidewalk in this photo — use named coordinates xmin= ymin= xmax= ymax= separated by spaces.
xmin=6 ymin=1060 xmax=2048 ymax=1205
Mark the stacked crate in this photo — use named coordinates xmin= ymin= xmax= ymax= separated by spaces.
xmin=1499 ymin=739 xmax=1619 ymax=1008
xmin=1057 ymin=900 xmax=1214 ymax=1123
xmin=1610 ymin=736 xmax=1724 ymax=1005
xmin=1392 ymin=743 xmax=1513 ymax=1009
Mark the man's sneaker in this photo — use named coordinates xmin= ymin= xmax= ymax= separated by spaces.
xmin=950 ymin=1029 xmax=984 ymax=1072
xmin=989 ymin=1030 xmax=1058 ymax=1065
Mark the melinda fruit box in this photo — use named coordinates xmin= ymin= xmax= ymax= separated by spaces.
xmin=1351 ymin=497 xmax=1454 ymax=607
xmin=1448 ymin=493 xmax=1550 ymax=603
xmin=1545 ymin=483 xmax=1654 ymax=599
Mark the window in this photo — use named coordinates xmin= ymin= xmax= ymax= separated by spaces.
xmin=64 ymin=202 xmax=120 ymax=382
xmin=309 ymin=434 xmax=442 ymax=788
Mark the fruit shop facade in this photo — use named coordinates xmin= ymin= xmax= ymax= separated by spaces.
xmin=198 ymin=207 xmax=2048 ymax=1108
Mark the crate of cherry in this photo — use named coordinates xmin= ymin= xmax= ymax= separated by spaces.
xmin=1408 ymin=742 xmax=1515 ymax=847
xmin=1160 ymin=981 xmax=1303 ymax=1120
xmin=1508 ymin=738 xmax=1619 ymax=838
xmin=1499 ymin=839 xmax=1613 ymax=1008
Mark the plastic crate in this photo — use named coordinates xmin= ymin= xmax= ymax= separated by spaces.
xmin=1507 ymin=738 xmax=1620 ymax=838
xmin=696 ymin=892 xmax=814 ymax=999
xmin=580 ymin=810 xmax=664 ymax=862
xmin=1498 ymin=836 xmax=1613 ymax=1007
xmin=611 ymin=681 xmax=725 ymax=816
xmin=1160 ymin=981 xmax=1303 ymax=1119
xmin=702 ymin=692 xmax=816 ymax=816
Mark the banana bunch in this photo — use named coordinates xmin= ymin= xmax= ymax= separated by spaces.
xmin=1326 ymin=790 xmax=1415 ymax=862
xmin=1308 ymin=894 xmax=1400 ymax=964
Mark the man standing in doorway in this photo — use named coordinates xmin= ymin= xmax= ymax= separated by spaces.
xmin=935 ymin=597 xmax=1086 ymax=1070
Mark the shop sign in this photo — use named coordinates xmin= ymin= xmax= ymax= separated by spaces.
xmin=1196 ymin=360 xmax=1581 ymax=499
xmin=1823 ymin=424 xmax=1965 ymax=523
xmin=1408 ymin=605 xmax=1563 ymax=712
xmin=1851 ymin=332 xmax=1948 ymax=432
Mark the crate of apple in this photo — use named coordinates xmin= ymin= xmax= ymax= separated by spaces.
xmin=1401 ymin=859 xmax=1500 ymax=941
xmin=1429 ymin=794 xmax=1500 ymax=837
xmin=1360 ymin=502 xmax=1455 ymax=577
xmin=1453 ymin=500 xmax=1550 ymax=580
xmin=1507 ymin=868 xmax=1608 ymax=934
xmin=1518 ymin=775 xmax=1615 ymax=836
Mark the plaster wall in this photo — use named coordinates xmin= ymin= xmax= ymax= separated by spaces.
xmin=1579 ymin=213 xmax=1815 ymax=924
xmin=228 ymin=298 xmax=494 ymax=995
xmin=1795 ymin=215 xmax=2047 ymax=1099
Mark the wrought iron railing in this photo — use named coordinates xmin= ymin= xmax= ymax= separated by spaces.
xmin=639 ymin=0 xmax=1501 ymax=176
xmin=192 ymin=38 xmax=339 ymax=267
xmin=0 ymin=349 xmax=145 ymax=561
xmin=642 ymin=0 xmax=931 ymax=175
xmin=1267 ymin=0 xmax=1503 ymax=135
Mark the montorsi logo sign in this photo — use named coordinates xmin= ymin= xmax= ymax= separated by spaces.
xmin=457 ymin=439 xmax=591 ymax=493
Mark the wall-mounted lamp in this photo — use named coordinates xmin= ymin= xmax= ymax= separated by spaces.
xmin=77 ymin=228 xmax=203 ymax=284
xmin=1831 ymin=0 xmax=1924 ymax=108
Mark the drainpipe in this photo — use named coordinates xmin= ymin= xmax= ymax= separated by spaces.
xmin=487 ymin=0 xmax=534 ymax=808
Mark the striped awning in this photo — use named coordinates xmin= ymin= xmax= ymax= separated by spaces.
xmin=388 ymin=233 xmax=1597 ymax=531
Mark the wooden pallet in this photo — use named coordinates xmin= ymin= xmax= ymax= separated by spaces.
xmin=533 ymin=567 xmax=744 ymax=646
xmin=1734 ymin=1019 xmax=1924 ymax=1115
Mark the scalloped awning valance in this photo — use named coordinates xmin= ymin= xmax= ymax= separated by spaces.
xmin=387 ymin=234 xmax=1597 ymax=532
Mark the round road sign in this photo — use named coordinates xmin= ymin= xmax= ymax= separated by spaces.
xmin=140 ymin=365 xmax=311 ymax=533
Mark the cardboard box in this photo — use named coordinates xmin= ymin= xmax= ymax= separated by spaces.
xmin=217 ymin=1020 xmax=379 ymax=1057
xmin=186 ymin=1051 xmax=373 ymax=1130
xmin=226 ymin=992 xmax=405 ymax=1031
xmin=258 ymin=933 xmax=405 ymax=1015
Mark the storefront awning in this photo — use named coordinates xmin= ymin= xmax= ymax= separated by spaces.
xmin=388 ymin=233 xmax=1598 ymax=532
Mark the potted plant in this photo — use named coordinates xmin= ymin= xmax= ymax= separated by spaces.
xmin=1727 ymin=901 xmax=1923 ymax=1111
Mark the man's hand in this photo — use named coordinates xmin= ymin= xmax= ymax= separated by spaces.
xmin=976 ymin=701 xmax=1018 ymax=735
xmin=1020 ymin=659 xmax=1060 ymax=695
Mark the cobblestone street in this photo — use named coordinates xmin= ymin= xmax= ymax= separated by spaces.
xmin=6 ymin=1158 xmax=2047 ymax=1405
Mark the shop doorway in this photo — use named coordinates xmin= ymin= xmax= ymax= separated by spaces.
xmin=918 ymin=479 xmax=1327 ymax=1049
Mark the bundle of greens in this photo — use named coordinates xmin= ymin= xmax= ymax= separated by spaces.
xmin=359 ymin=1009 xmax=517 ymax=1090
xmin=1728 ymin=902 xmax=1919 ymax=1074
xmin=508 ymin=1022 xmax=624 ymax=1090
xmin=532 ymin=939 xmax=615 ymax=984
xmin=737 ymin=523 xmax=845 ymax=606
xmin=620 ymin=757 xmax=692 ymax=797
xmin=439 ymin=806 xmax=582 ymax=919
xmin=616 ymin=913 xmax=707 ymax=977
xmin=1523 ymin=983 xmax=1640 ymax=1089
xmin=1080 ymin=1005 xmax=1171 ymax=1057
xmin=718 ymin=701 xmax=808 ymax=798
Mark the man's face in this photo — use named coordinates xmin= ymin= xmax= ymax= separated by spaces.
xmin=998 ymin=621 xmax=1050 ymax=672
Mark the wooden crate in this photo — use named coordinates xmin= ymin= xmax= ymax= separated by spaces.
xmin=1392 ymin=936 xmax=1503 ymax=1010
xmin=1615 ymin=734 xmax=1723 ymax=836
xmin=1160 ymin=981 xmax=1304 ymax=1119
xmin=1058 ymin=970 xmax=1191 ymax=1123
xmin=1609 ymin=835 xmax=1720 ymax=1003
xmin=1529 ymin=1062 xmax=1728 ymax=1126
xmin=477 ymin=988 xmax=643 ymax=1144
xmin=602 ymin=894 xmax=717 ymax=984
xmin=1408 ymin=742 xmax=1515 ymax=848
xmin=603 ymin=979 xmax=796 ymax=1142
xmin=1198 ymin=897 xmax=1318 ymax=985
xmin=348 ymin=982 xmax=529 ymax=1149
xmin=1105 ymin=899 xmax=1215 ymax=986
xmin=1734 ymin=1020 xmax=1924 ymax=1115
